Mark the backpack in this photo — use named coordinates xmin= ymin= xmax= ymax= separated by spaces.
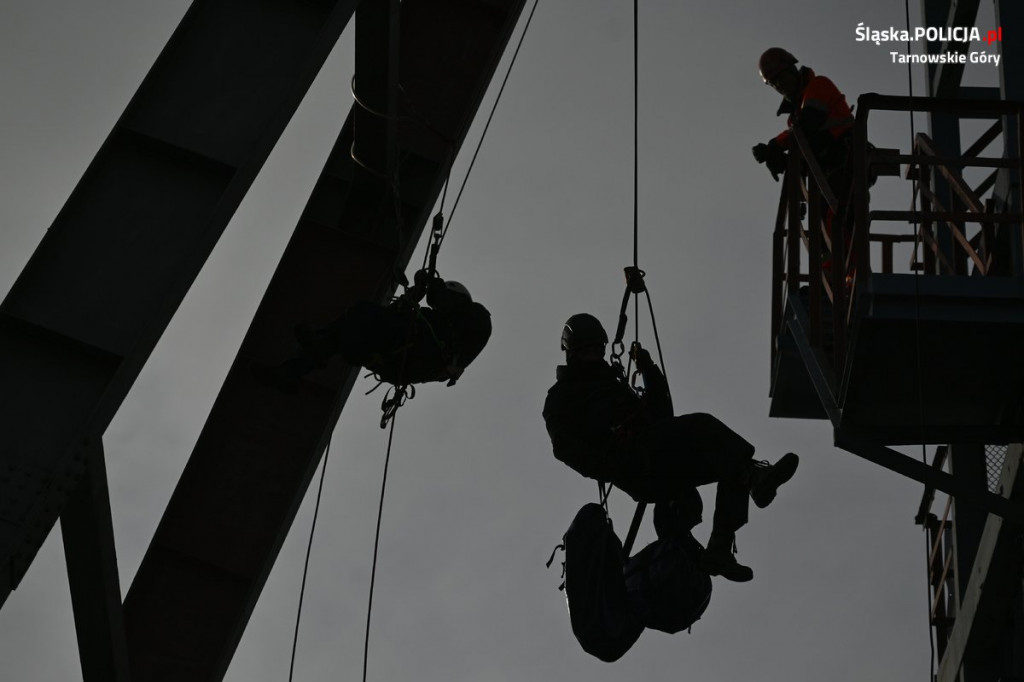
xmin=560 ymin=495 xmax=713 ymax=661
xmin=562 ymin=503 xmax=644 ymax=662
xmin=624 ymin=533 xmax=712 ymax=634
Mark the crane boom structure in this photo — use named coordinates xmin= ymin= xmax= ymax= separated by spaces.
xmin=0 ymin=1 xmax=527 ymax=679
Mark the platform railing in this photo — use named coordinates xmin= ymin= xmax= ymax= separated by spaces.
xmin=771 ymin=94 xmax=1024 ymax=395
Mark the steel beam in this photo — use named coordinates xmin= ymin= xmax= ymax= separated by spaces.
xmin=122 ymin=2 xmax=527 ymax=680
xmin=0 ymin=0 xmax=360 ymax=608
xmin=833 ymin=433 xmax=1024 ymax=524
xmin=60 ymin=442 xmax=130 ymax=682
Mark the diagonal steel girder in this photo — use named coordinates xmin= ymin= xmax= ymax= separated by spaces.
xmin=122 ymin=1 xmax=528 ymax=680
xmin=0 ymin=0 xmax=361 ymax=610
xmin=61 ymin=442 xmax=130 ymax=682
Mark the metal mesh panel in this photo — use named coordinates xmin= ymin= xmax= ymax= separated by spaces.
xmin=985 ymin=445 xmax=1009 ymax=493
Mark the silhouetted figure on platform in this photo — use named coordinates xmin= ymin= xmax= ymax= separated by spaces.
xmin=253 ymin=271 xmax=491 ymax=392
xmin=752 ymin=47 xmax=855 ymax=196
xmin=543 ymin=313 xmax=798 ymax=583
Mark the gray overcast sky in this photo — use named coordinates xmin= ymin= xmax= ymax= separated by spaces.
xmin=0 ymin=1 xmax=1008 ymax=680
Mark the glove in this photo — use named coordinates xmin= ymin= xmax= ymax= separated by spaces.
xmin=629 ymin=341 xmax=653 ymax=369
xmin=752 ymin=142 xmax=770 ymax=164
xmin=413 ymin=268 xmax=434 ymax=288
xmin=765 ymin=143 xmax=788 ymax=179
xmin=754 ymin=140 xmax=787 ymax=181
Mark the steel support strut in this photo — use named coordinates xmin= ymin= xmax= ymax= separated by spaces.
xmin=61 ymin=441 xmax=130 ymax=682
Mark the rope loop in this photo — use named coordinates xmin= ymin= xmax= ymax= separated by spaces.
xmin=379 ymin=384 xmax=414 ymax=429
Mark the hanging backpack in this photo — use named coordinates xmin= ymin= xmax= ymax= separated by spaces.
xmin=624 ymin=533 xmax=712 ymax=634
xmin=562 ymin=503 xmax=644 ymax=662
xmin=625 ymin=489 xmax=712 ymax=634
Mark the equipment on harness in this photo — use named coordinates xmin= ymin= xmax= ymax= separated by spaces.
xmin=610 ymin=266 xmax=647 ymax=370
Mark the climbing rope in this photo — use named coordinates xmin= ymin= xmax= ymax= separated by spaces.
xmin=399 ymin=0 xmax=541 ymax=345
xmin=358 ymin=0 xmax=547 ymax=662
xmin=381 ymin=0 xmax=542 ymax=406
xmin=292 ymin=4 xmax=543 ymax=675
xmin=621 ymin=0 xmax=669 ymax=379
xmin=599 ymin=0 xmax=675 ymax=558
xmin=903 ymin=2 xmax=936 ymax=676
xmin=287 ymin=436 xmax=332 ymax=682
xmin=436 ymin=0 xmax=541 ymax=247
xmin=632 ymin=0 xmax=639 ymax=270
xmin=350 ymin=64 xmax=460 ymax=283
xmin=362 ymin=407 xmax=401 ymax=682
xmin=379 ymin=383 xmax=414 ymax=429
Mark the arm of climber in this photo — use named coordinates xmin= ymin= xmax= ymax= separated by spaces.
xmin=451 ymin=303 xmax=492 ymax=368
xmin=633 ymin=345 xmax=674 ymax=421
xmin=543 ymin=389 xmax=632 ymax=484
xmin=545 ymin=420 xmax=627 ymax=484
xmin=443 ymin=303 xmax=492 ymax=385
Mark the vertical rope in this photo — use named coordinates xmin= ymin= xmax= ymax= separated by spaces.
xmin=287 ymin=438 xmax=332 ymax=682
xmin=631 ymin=0 xmax=642 ymax=365
xmin=904 ymin=2 xmax=936 ymax=678
xmin=632 ymin=0 xmax=639 ymax=269
xmin=905 ymin=10 xmax=927 ymax=451
xmin=904 ymin=2 xmax=927 ymax=461
xmin=362 ymin=412 xmax=400 ymax=682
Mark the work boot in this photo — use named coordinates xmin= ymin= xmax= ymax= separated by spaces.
xmin=700 ymin=533 xmax=753 ymax=583
xmin=749 ymin=453 xmax=800 ymax=509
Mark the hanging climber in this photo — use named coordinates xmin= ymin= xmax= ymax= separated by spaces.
xmin=542 ymin=313 xmax=799 ymax=582
xmin=252 ymin=270 xmax=491 ymax=392
xmin=752 ymin=47 xmax=855 ymax=196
